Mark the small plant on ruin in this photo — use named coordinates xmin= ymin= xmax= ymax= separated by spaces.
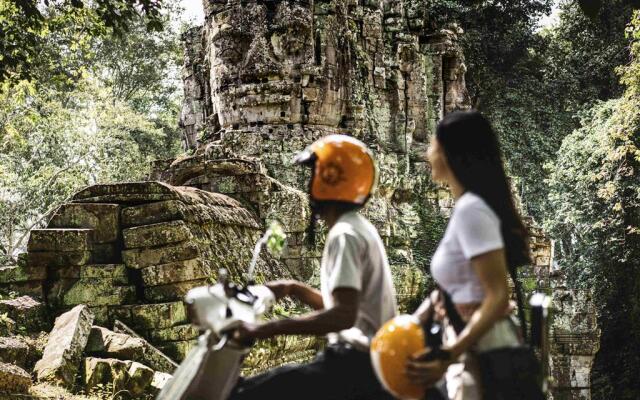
xmin=266 ymin=220 xmax=286 ymax=257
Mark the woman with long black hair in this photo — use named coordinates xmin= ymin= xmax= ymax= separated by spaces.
xmin=408 ymin=110 xmax=531 ymax=399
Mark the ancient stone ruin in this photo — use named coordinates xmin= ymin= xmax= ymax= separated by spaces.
xmin=0 ymin=0 xmax=595 ymax=398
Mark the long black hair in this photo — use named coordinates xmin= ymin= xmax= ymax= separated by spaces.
xmin=436 ymin=110 xmax=530 ymax=269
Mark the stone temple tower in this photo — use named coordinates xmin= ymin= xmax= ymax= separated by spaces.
xmin=11 ymin=0 xmax=470 ymax=369
xmin=164 ymin=0 xmax=471 ymax=294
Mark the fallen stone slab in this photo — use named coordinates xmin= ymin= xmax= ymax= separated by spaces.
xmin=140 ymin=258 xmax=211 ymax=286
xmin=0 ymin=362 xmax=31 ymax=394
xmin=34 ymin=305 xmax=94 ymax=388
xmin=126 ymin=361 xmax=155 ymax=396
xmin=112 ymin=320 xmax=177 ymax=373
xmin=122 ymin=241 xmax=200 ymax=269
xmin=123 ymin=220 xmax=192 ymax=249
xmin=0 ymin=265 xmax=46 ymax=284
xmin=0 ymin=337 xmax=31 ymax=369
xmin=27 ymin=229 xmax=93 ymax=252
xmin=151 ymin=371 xmax=172 ymax=393
xmin=83 ymin=357 xmax=127 ymax=394
xmin=144 ymin=279 xmax=209 ymax=302
xmin=0 ymin=296 xmax=48 ymax=332
xmin=86 ymin=326 xmax=176 ymax=373
xmin=48 ymin=203 xmax=120 ymax=244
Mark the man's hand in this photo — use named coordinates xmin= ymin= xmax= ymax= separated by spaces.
xmin=232 ymin=322 xmax=274 ymax=344
xmin=265 ymin=280 xmax=295 ymax=300
xmin=405 ymin=347 xmax=453 ymax=387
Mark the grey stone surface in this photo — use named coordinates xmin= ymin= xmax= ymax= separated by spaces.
xmin=0 ymin=296 xmax=48 ymax=332
xmin=0 ymin=337 xmax=31 ymax=369
xmin=48 ymin=203 xmax=120 ymax=243
xmin=87 ymin=325 xmax=176 ymax=374
xmin=0 ymin=362 xmax=31 ymax=394
xmin=83 ymin=357 xmax=154 ymax=397
xmin=34 ymin=305 xmax=94 ymax=388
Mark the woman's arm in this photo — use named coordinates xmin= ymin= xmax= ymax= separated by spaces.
xmin=448 ymin=248 xmax=510 ymax=358
xmin=406 ymin=249 xmax=510 ymax=387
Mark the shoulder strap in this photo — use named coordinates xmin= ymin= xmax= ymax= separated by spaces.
xmin=508 ymin=266 xmax=529 ymax=344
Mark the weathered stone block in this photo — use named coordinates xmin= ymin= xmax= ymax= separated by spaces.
xmin=48 ymin=279 xmax=136 ymax=307
xmin=0 ymin=281 xmax=44 ymax=300
xmin=91 ymin=242 xmax=121 ymax=264
xmin=0 ymin=265 xmax=46 ymax=283
xmin=122 ymin=200 xmax=184 ymax=228
xmin=148 ymin=324 xmax=199 ymax=343
xmin=27 ymin=229 xmax=93 ymax=252
xmin=127 ymin=361 xmax=155 ymax=396
xmin=151 ymin=371 xmax=172 ymax=393
xmin=144 ymin=279 xmax=209 ymax=302
xmin=73 ymin=181 xmax=178 ymax=203
xmin=48 ymin=203 xmax=120 ymax=243
xmin=34 ymin=305 xmax=94 ymax=388
xmin=51 ymin=264 xmax=129 ymax=285
xmin=157 ymin=340 xmax=195 ymax=362
xmin=123 ymin=221 xmax=192 ymax=249
xmin=0 ymin=362 xmax=31 ymax=394
xmin=140 ymin=258 xmax=211 ymax=286
xmin=122 ymin=198 xmax=260 ymax=229
xmin=259 ymin=188 xmax=310 ymax=233
xmin=84 ymin=357 xmax=128 ymax=394
xmin=26 ymin=250 xmax=91 ymax=268
xmin=122 ymin=241 xmax=200 ymax=269
xmin=113 ymin=320 xmax=178 ymax=373
xmin=109 ymin=302 xmax=187 ymax=330
xmin=87 ymin=326 xmax=176 ymax=374
xmin=0 ymin=296 xmax=48 ymax=332
xmin=84 ymin=357 xmax=154 ymax=396
xmin=0 ymin=337 xmax=31 ymax=369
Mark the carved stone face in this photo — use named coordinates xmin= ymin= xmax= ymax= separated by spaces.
xmin=207 ymin=0 xmax=346 ymax=129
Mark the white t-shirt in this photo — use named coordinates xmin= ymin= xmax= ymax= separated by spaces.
xmin=431 ymin=192 xmax=504 ymax=303
xmin=320 ymin=211 xmax=397 ymax=350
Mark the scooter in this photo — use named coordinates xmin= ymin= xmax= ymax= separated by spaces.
xmin=157 ymin=223 xmax=285 ymax=400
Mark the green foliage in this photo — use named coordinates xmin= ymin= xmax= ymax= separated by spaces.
xmin=0 ymin=2 xmax=183 ymax=262
xmin=449 ymin=0 xmax=635 ymax=219
xmin=0 ymin=0 xmax=165 ymax=85
xmin=545 ymin=11 xmax=640 ymax=398
xmin=619 ymin=10 xmax=640 ymax=96
xmin=0 ymin=78 xmax=179 ymax=261
xmin=546 ymin=97 xmax=640 ymax=286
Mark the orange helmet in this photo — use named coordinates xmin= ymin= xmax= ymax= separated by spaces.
xmin=294 ymin=135 xmax=376 ymax=205
xmin=370 ymin=315 xmax=426 ymax=400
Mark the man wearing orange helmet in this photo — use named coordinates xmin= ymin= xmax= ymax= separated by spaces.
xmin=230 ymin=135 xmax=397 ymax=400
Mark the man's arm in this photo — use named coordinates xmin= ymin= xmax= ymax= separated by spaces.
xmin=267 ymin=280 xmax=324 ymax=310
xmin=234 ymin=288 xmax=358 ymax=340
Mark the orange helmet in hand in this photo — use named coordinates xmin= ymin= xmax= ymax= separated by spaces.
xmin=371 ymin=315 xmax=426 ymax=400
xmin=294 ymin=135 xmax=377 ymax=205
